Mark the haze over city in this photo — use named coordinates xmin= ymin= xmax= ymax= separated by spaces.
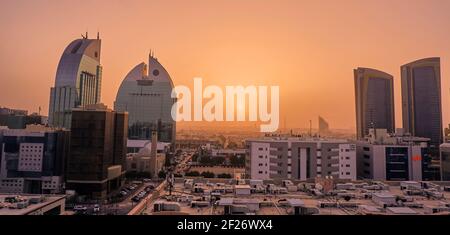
xmin=1 ymin=0 xmax=450 ymax=130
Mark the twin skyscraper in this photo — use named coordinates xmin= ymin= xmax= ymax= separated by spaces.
xmin=48 ymin=34 xmax=175 ymax=144
xmin=354 ymin=57 xmax=442 ymax=149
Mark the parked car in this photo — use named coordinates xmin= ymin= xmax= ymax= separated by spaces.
xmin=93 ymin=204 xmax=100 ymax=213
xmin=74 ymin=205 xmax=87 ymax=211
xmin=131 ymin=196 xmax=141 ymax=202
xmin=145 ymin=186 xmax=153 ymax=192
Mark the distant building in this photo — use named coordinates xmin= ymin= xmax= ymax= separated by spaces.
xmin=318 ymin=116 xmax=329 ymax=135
xmin=126 ymin=139 xmax=171 ymax=154
xmin=245 ymin=137 xmax=356 ymax=180
xmin=48 ymin=34 xmax=103 ymax=129
xmin=401 ymin=57 xmax=442 ymax=148
xmin=355 ymin=129 xmax=435 ymax=181
xmin=444 ymin=124 xmax=450 ymax=143
xmin=354 ymin=67 xmax=395 ymax=140
xmin=0 ymin=107 xmax=47 ymax=129
xmin=114 ymin=53 xmax=176 ymax=145
xmin=440 ymin=143 xmax=450 ymax=181
xmin=66 ymin=104 xmax=127 ymax=199
xmin=126 ymin=132 xmax=167 ymax=178
xmin=0 ymin=126 xmax=70 ymax=194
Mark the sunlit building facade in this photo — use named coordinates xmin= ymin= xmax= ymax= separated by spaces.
xmin=354 ymin=68 xmax=395 ymax=140
xmin=48 ymin=34 xmax=102 ymax=129
xmin=114 ymin=54 xmax=176 ymax=145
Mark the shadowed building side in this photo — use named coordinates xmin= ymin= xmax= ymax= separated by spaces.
xmin=354 ymin=67 xmax=395 ymax=140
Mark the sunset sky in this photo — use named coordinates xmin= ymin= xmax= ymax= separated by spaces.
xmin=1 ymin=0 xmax=450 ymax=130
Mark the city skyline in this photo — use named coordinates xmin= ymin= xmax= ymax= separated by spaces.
xmin=1 ymin=0 xmax=450 ymax=130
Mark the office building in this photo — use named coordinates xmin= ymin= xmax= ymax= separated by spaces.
xmin=66 ymin=104 xmax=127 ymax=199
xmin=355 ymin=129 xmax=435 ymax=181
xmin=48 ymin=33 xmax=102 ymax=129
xmin=114 ymin=53 xmax=176 ymax=145
xmin=0 ymin=107 xmax=47 ymax=129
xmin=245 ymin=137 xmax=356 ymax=180
xmin=318 ymin=116 xmax=329 ymax=135
xmin=354 ymin=67 xmax=395 ymax=140
xmin=0 ymin=125 xmax=70 ymax=194
xmin=401 ymin=57 xmax=442 ymax=148
xmin=440 ymin=143 xmax=450 ymax=181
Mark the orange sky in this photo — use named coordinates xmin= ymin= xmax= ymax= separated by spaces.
xmin=1 ymin=0 xmax=450 ymax=130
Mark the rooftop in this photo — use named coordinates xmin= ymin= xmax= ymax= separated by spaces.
xmin=0 ymin=194 xmax=66 ymax=215
xmin=145 ymin=179 xmax=450 ymax=215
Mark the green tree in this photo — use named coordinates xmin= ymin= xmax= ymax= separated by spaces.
xmin=200 ymin=171 xmax=215 ymax=178
xmin=217 ymin=173 xmax=232 ymax=178
xmin=158 ymin=170 xmax=166 ymax=179
xmin=185 ymin=171 xmax=200 ymax=177
xmin=230 ymin=155 xmax=245 ymax=166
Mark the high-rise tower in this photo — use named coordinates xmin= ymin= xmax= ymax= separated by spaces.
xmin=354 ymin=67 xmax=395 ymax=140
xmin=48 ymin=33 xmax=102 ymax=129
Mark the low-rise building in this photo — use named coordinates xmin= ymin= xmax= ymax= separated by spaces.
xmin=0 ymin=125 xmax=70 ymax=194
xmin=0 ymin=194 xmax=66 ymax=215
xmin=356 ymin=129 xmax=434 ymax=181
xmin=126 ymin=132 xmax=167 ymax=178
xmin=245 ymin=137 xmax=357 ymax=180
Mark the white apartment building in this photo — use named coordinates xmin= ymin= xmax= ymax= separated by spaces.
xmin=245 ymin=137 xmax=356 ymax=180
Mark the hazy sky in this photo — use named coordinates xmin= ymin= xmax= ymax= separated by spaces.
xmin=1 ymin=0 xmax=450 ymax=130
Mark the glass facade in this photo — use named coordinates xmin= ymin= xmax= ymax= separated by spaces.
xmin=0 ymin=130 xmax=70 ymax=194
xmin=365 ymin=77 xmax=394 ymax=134
xmin=412 ymin=66 xmax=442 ymax=147
xmin=401 ymin=58 xmax=442 ymax=148
xmin=48 ymin=38 xmax=102 ymax=129
xmin=114 ymin=56 xmax=176 ymax=144
xmin=354 ymin=68 xmax=395 ymax=140
xmin=385 ymin=147 xmax=409 ymax=181
xmin=67 ymin=107 xmax=127 ymax=199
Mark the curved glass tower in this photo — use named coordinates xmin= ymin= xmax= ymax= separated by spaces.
xmin=48 ymin=34 xmax=102 ymax=129
xmin=401 ymin=57 xmax=442 ymax=147
xmin=114 ymin=54 xmax=175 ymax=144
xmin=354 ymin=67 xmax=395 ymax=140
